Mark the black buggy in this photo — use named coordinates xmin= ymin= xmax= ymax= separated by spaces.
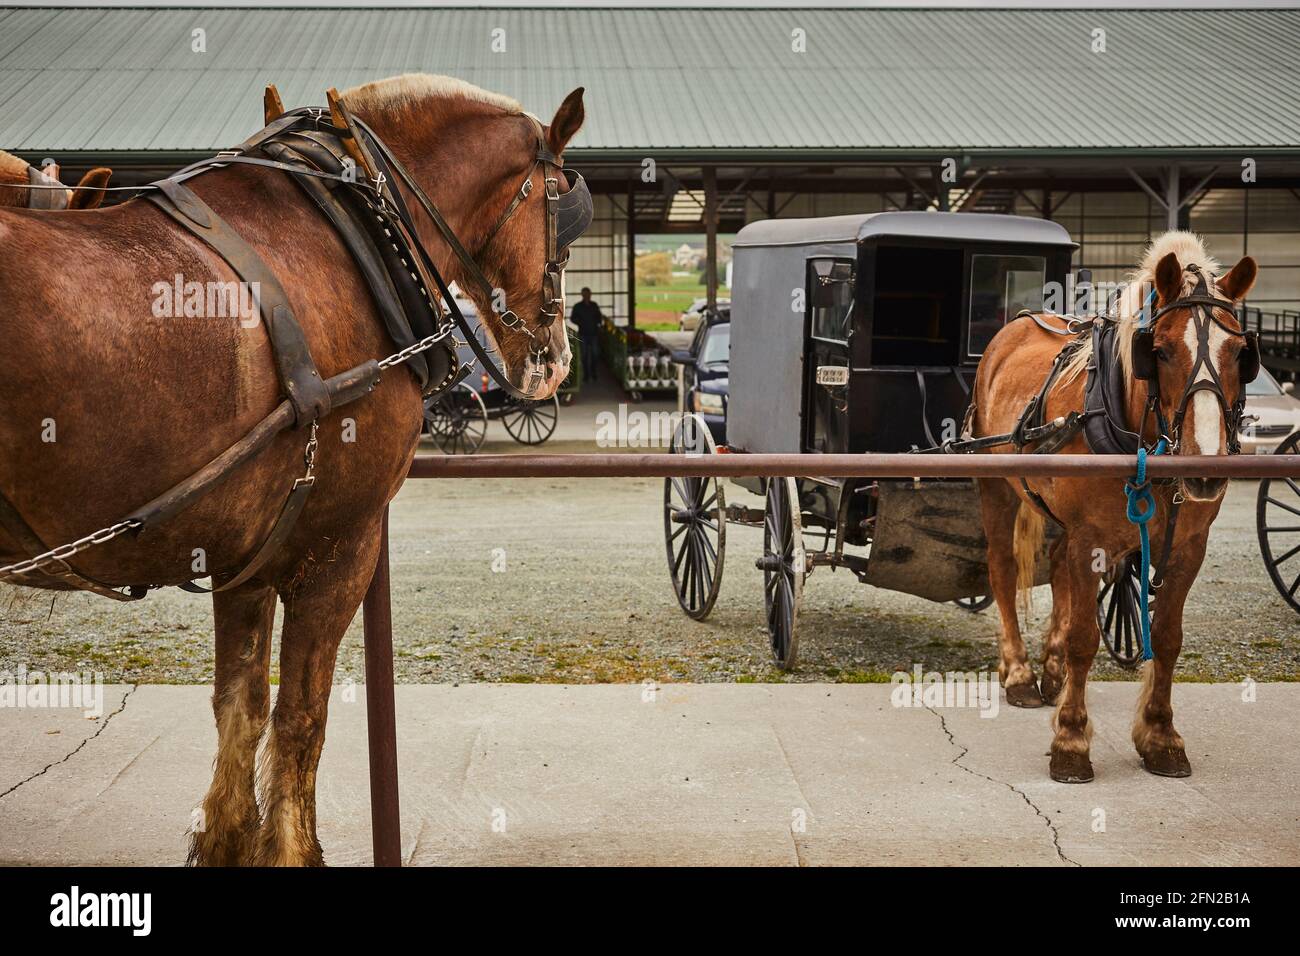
xmin=423 ymin=296 xmax=577 ymax=454
xmin=662 ymin=211 xmax=1079 ymax=668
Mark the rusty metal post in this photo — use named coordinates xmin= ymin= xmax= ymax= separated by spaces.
xmin=362 ymin=506 xmax=401 ymax=867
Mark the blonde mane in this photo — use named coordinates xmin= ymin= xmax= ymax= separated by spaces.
xmin=341 ymin=73 xmax=522 ymax=116
xmin=1060 ymin=230 xmax=1222 ymax=384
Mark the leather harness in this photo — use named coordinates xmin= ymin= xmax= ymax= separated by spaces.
xmin=940 ymin=267 xmax=1256 ymax=586
xmin=0 ymin=91 xmax=592 ymax=600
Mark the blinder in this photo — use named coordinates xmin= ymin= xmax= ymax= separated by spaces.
xmin=1131 ymin=328 xmax=1157 ymax=381
xmin=26 ymin=163 xmax=69 ymax=211
xmin=554 ymin=168 xmax=593 ymax=250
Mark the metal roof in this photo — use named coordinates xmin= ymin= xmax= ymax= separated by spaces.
xmin=2 ymin=6 xmax=1298 ymax=158
xmin=732 ymin=211 xmax=1077 ymax=248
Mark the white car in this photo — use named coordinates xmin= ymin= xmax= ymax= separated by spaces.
xmin=679 ymin=297 xmax=730 ymax=332
xmin=1239 ymin=368 xmax=1300 ymax=454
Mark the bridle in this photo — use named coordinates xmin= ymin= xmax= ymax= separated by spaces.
xmin=1132 ymin=263 xmax=1260 ymax=455
xmin=348 ymin=113 xmax=593 ymax=397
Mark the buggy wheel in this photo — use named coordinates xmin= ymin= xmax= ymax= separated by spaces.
xmin=663 ymin=414 xmax=725 ymax=620
xmin=1096 ymin=553 xmax=1147 ymax=669
xmin=500 ymin=395 xmax=560 ymax=445
xmin=424 ymin=384 xmax=488 ymax=455
xmin=761 ymin=477 xmax=805 ymax=670
xmin=1258 ymin=430 xmax=1300 ymax=614
xmin=953 ymin=594 xmax=995 ymax=613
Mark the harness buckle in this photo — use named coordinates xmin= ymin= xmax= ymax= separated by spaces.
xmin=520 ymin=179 xmax=533 ymax=198
xmin=545 ymin=177 xmax=560 ymax=201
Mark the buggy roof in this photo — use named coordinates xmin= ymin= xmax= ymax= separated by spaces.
xmin=732 ymin=211 xmax=1077 ymax=250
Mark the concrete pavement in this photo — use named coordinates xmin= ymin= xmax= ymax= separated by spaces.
xmin=1 ymin=682 xmax=1296 ymax=866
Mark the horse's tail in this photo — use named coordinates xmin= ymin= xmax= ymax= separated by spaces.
xmin=1013 ymin=503 xmax=1045 ymax=613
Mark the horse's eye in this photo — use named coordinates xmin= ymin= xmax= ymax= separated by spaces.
xmin=1156 ymin=346 xmax=1171 ymax=362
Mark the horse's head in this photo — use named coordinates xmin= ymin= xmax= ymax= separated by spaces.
xmin=1140 ymin=250 xmax=1259 ymax=500
xmin=0 ymin=152 xmax=112 ymax=210
xmin=343 ymin=76 xmax=589 ymax=399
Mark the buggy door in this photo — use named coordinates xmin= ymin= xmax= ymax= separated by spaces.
xmin=804 ymin=258 xmax=855 ymax=453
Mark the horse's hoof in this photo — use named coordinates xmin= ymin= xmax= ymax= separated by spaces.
xmin=1141 ymin=747 xmax=1192 ymax=778
xmin=1039 ymin=675 xmax=1062 ymax=705
xmin=1049 ymin=750 xmax=1094 ymax=783
xmin=1006 ymin=681 xmax=1044 ymax=708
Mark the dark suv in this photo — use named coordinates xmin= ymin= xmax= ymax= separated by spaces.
xmin=672 ymin=308 xmax=729 ymax=444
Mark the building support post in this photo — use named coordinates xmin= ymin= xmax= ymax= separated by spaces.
xmin=627 ymin=179 xmax=637 ymax=330
xmin=704 ymin=166 xmax=719 ymax=311
xmin=1165 ymin=163 xmax=1181 ymax=231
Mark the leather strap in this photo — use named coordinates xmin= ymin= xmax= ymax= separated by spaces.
xmin=147 ymin=181 xmax=331 ymax=427
xmin=176 ymin=476 xmax=314 ymax=593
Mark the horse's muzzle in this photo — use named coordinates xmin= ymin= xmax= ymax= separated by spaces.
xmin=1181 ymin=476 xmax=1227 ymax=502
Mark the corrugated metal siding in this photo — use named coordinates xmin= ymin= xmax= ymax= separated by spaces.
xmin=1 ymin=6 xmax=1298 ymax=153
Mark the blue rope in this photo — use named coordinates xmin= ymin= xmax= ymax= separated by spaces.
xmin=1124 ymin=438 xmax=1167 ymax=662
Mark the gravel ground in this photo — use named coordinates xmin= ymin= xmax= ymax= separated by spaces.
xmin=3 ymin=439 xmax=1298 ymax=684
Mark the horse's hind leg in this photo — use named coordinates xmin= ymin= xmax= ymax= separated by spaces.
xmin=1132 ymin=539 xmax=1203 ymax=778
xmin=977 ymin=478 xmax=1042 ymax=707
xmin=1050 ymin=536 xmax=1103 ymax=782
xmin=255 ymin=524 xmax=383 ymax=866
xmin=189 ymin=582 xmax=276 ymax=866
xmin=1038 ymin=534 xmax=1070 ymax=705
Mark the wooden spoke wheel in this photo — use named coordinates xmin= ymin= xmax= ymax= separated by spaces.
xmin=1097 ymin=552 xmax=1148 ymax=669
xmin=953 ymin=594 xmax=995 ymax=613
xmin=501 ymin=395 xmax=560 ymax=446
xmin=424 ymin=384 xmax=487 ymax=455
xmin=663 ymin=414 xmax=725 ymax=620
xmin=1258 ymin=430 xmax=1300 ymax=614
xmin=760 ymin=477 xmax=806 ymax=670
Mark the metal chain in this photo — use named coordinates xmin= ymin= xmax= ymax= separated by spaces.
xmin=376 ymin=321 xmax=457 ymax=370
xmin=0 ymin=518 xmax=142 ymax=582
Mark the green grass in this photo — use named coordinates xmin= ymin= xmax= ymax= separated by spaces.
xmin=635 ymin=275 xmax=729 ymax=328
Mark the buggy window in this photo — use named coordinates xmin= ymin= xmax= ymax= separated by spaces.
xmin=870 ymin=245 xmax=963 ymax=366
xmin=809 ymin=258 xmax=854 ymax=343
xmin=968 ymin=255 xmax=1046 ymax=357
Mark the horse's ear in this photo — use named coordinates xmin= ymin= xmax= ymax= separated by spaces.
xmin=1154 ymin=252 xmax=1183 ymax=305
xmin=69 ymin=167 xmax=111 ymax=210
xmin=546 ymin=87 xmax=585 ymax=157
xmin=1216 ymin=255 xmax=1257 ymax=303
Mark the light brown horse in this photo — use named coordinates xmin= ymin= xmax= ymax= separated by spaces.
xmin=0 ymin=150 xmax=113 ymax=209
xmin=0 ymin=74 xmax=583 ymax=864
xmin=972 ymin=232 xmax=1257 ymax=783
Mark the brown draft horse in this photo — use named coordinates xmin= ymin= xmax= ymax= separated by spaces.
xmin=0 ymin=150 xmax=113 ymax=209
xmin=0 ymin=74 xmax=583 ymax=864
xmin=972 ymin=232 xmax=1257 ymax=783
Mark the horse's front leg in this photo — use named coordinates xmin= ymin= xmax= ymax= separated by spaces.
xmin=1038 ymin=533 xmax=1070 ymax=705
xmin=1050 ymin=536 xmax=1103 ymax=782
xmin=1132 ymin=534 xmax=1205 ymax=777
xmin=189 ymin=582 xmax=276 ymax=866
xmin=255 ymin=521 xmax=384 ymax=866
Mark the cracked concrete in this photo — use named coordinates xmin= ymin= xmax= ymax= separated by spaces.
xmin=0 ymin=683 xmax=1297 ymax=865
xmin=925 ymin=704 xmax=1078 ymax=866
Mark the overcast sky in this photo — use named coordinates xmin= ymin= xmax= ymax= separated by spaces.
xmin=10 ymin=1 xmax=1300 ymax=10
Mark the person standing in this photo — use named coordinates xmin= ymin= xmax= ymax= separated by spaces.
xmin=570 ymin=287 xmax=605 ymax=383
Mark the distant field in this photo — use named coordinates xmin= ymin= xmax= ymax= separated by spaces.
xmin=636 ymin=276 xmax=729 ymax=330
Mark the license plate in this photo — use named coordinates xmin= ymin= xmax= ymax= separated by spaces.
xmin=816 ymin=365 xmax=849 ymax=387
